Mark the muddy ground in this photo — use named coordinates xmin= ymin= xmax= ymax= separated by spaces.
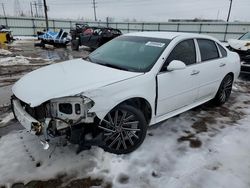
xmin=0 ymin=39 xmax=250 ymax=188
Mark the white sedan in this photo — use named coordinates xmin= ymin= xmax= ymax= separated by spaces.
xmin=12 ymin=32 xmax=240 ymax=154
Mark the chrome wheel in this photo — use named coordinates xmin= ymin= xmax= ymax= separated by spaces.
xmin=99 ymin=105 xmax=147 ymax=154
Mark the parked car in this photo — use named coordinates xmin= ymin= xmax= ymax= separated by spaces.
xmin=36 ymin=29 xmax=71 ymax=48
xmin=11 ymin=32 xmax=240 ymax=154
xmin=71 ymin=26 xmax=122 ymax=50
xmin=227 ymin=32 xmax=250 ymax=74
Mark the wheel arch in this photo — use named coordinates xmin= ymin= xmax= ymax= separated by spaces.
xmin=216 ymin=72 xmax=234 ymax=93
xmin=101 ymin=97 xmax=153 ymax=125
xmin=213 ymin=71 xmax=234 ymax=105
xmin=227 ymin=72 xmax=234 ymax=80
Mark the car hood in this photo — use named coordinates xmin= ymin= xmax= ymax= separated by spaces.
xmin=228 ymin=39 xmax=250 ymax=51
xmin=12 ymin=58 xmax=143 ymax=107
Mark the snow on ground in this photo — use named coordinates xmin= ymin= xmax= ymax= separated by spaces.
xmin=0 ymin=80 xmax=249 ymax=187
xmin=0 ymin=85 xmax=12 ymax=106
xmin=14 ymin=36 xmax=37 ymax=41
xmin=0 ymin=48 xmax=53 ymax=66
xmin=0 ymin=49 xmax=12 ymax=56
xmin=0 ymin=113 xmax=14 ymax=128
xmin=0 ymin=56 xmax=30 ymax=66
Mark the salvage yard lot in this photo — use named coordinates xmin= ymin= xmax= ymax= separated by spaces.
xmin=0 ymin=39 xmax=250 ymax=188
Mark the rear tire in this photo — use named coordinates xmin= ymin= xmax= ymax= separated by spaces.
xmin=99 ymin=105 xmax=147 ymax=154
xmin=213 ymin=74 xmax=233 ymax=105
xmin=71 ymin=39 xmax=79 ymax=51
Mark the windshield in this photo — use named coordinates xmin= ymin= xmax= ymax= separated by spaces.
xmin=88 ymin=36 xmax=170 ymax=72
xmin=239 ymin=32 xmax=250 ymax=40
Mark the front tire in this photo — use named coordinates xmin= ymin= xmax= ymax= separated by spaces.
xmin=99 ymin=105 xmax=147 ymax=154
xmin=213 ymin=74 xmax=233 ymax=105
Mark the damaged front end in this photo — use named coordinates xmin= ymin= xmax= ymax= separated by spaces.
xmin=227 ymin=37 xmax=250 ymax=74
xmin=11 ymin=95 xmax=103 ymax=152
xmin=228 ymin=39 xmax=250 ymax=62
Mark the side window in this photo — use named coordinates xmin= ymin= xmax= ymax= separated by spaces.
xmin=164 ymin=39 xmax=196 ymax=69
xmin=217 ymin=43 xmax=227 ymax=57
xmin=197 ymin=39 xmax=219 ymax=61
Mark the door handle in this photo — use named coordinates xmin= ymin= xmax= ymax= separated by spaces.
xmin=190 ymin=70 xmax=200 ymax=75
xmin=219 ymin=63 xmax=226 ymax=67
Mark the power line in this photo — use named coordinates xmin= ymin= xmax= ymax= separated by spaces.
xmin=38 ymin=0 xmax=43 ymax=17
xmin=14 ymin=0 xmax=22 ymax=16
xmin=30 ymin=2 xmax=34 ymax=17
xmin=33 ymin=1 xmax=38 ymax=17
xmin=1 ymin=3 xmax=6 ymax=17
xmin=30 ymin=1 xmax=44 ymax=17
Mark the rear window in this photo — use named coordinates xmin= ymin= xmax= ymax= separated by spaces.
xmin=217 ymin=43 xmax=227 ymax=57
xmin=197 ymin=39 xmax=219 ymax=61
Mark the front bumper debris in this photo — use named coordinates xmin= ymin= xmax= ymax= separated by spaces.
xmin=11 ymin=97 xmax=103 ymax=153
xmin=11 ymin=98 xmax=42 ymax=135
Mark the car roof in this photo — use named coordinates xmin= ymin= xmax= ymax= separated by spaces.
xmin=125 ymin=31 xmax=214 ymax=40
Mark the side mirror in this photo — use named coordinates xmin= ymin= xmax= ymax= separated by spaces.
xmin=167 ymin=60 xmax=186 ymax=71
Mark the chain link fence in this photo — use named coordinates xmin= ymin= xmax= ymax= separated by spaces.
xmin=1 ymin=16 xmax=250 ymax=41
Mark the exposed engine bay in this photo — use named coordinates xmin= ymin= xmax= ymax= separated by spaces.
xmin=13 ymin=96 xmax=103 ymax=153
xmin=47 ymin=97 xmax=95 ymax=135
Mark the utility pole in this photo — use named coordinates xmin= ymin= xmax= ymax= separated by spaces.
xmin=1 ymin=3 xmax=6 ymax=17
xmin=92 ymin=0 xmax=97 ymax=21
xmin=30 ymin=2 xmax=34 ymax=17
xmin=34 ymin=1 xmax=38 ymax=17
xmin=43 ymin=0 xmax=49 ymax=31
xmin=227 ymin=0 xmax=233 ymax=22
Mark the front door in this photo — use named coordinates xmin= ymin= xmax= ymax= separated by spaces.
xmin=157 ymin=39 xmax=199 ymax=117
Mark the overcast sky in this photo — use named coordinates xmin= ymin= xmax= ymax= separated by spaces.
xmin=1 ymin=0 xmax=249 ymax=22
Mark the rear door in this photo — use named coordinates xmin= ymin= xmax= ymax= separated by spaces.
xmin=157 ymin=39 xmax=198 ymax=116
xmin=194 ymin=39 xmax=226 ymax=101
